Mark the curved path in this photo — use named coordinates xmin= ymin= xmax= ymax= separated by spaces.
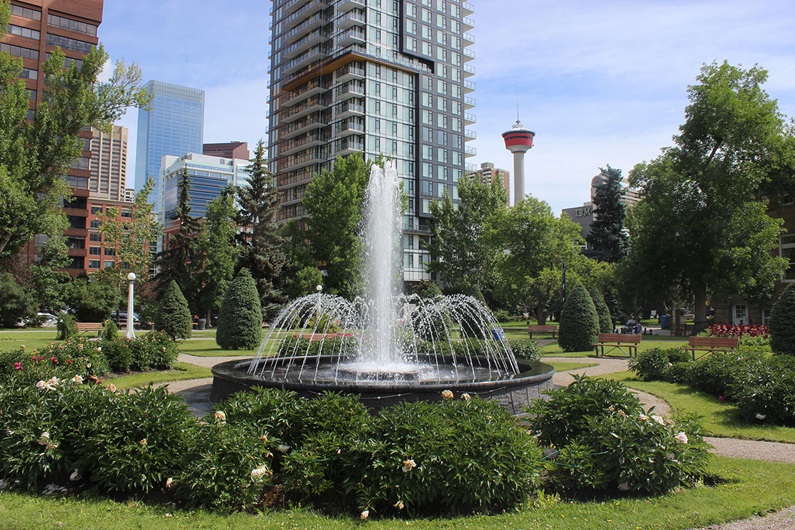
xmin=162 ymin=353 xmax=795 ymax=529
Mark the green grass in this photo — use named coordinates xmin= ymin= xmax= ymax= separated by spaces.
xmin=0 ymin=458 xmax=793 ymax=529
xmin=603 ymin=371 xmax=795 ymax=444
xmin=547 ymin=361 xmax=599 ymax=372
xmin=176 ymin=338 xmax=257 ymax=358
xmin=108 ymin=362 xmax=213 ymax=390
xmin=541 ymin=337 xmax=690 ymax=358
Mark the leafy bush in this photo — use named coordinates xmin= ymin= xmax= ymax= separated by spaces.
xmin=0 ymin=272 xmax=36 ymax=328
xmin=129 ymin=330 xmax=179 ymax=370
xmin=100 ymin=337 xmax=134 ymax=372
xmin=525 ymin=376 xmax=709 ymax=495
xmin=509 ymin=338 xmax=541 ymax=361
xmin=629 ymin=347 xmax=690 ymax=382
xmin=558 ymin=283 xmax=599 ymax=352
xmin=56 ymin=313 xmax=78 ymax=340
xmin=525 ymin=375 xmax=643 ymax=448
xmin=681 ymin=351 xmax=765 ymax=398
xmin=171 ymin=421 xmax=274 ymax=512
xmin=101 ymin=319 xmax=118 ymax=341
xmin=154 ymin=281 xmax=192 ymax=340
xmin=216 ymin=269 xmax=262 ymax=350
xmin=730 ymin=355 xmax=795 ymax=426
xmin=492 ymin=309 xmax=512 ymax=323
xmin=0 ymin=338 xmax=109 ymax=386
xmin=75 ymin=385 xmax=195 ymax=494
xmin=275 ymin=334 xmax=357 ymax=359
xmin=770 ymin=283 xmax=795 ymax=355
xmin=708 ymin=323 xmax=769 ymax=338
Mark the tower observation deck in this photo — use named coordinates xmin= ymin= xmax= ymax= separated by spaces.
xmin=502 ymin=120 xmax=535 ymax=205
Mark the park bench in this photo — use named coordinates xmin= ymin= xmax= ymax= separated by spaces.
xmin=686 ymin=336 xmax=739 ymax=360
xmin=76 ymin=322 xmax=104 ymax=337
xmin=527 ymin=325 xmax=558 ymax=339
xmin=594 ymin=333 xmax=641 ymax=358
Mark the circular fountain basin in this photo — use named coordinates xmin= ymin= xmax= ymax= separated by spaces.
xmin=211 ymin=356 xmax=554 ymax=413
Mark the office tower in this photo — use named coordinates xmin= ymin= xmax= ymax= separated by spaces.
xmin=89 ymin=125 xmax=129 ymax=201
xmin=158 ymin=152 xmax=249 ymax=225
xmin=502 ymin=119 xmax=534 ymax=206
xmin=203 ymin=141 xmax=250 ymax=160
xmin=2 ymin=0 xmax=103 ymax=274
xmin=268 ymin=0 xmax=476 ymax=282
xmin=134 ymin=80 xmax=205 ymax=207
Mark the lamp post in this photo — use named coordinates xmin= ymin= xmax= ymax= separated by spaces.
xmin=126 ymin=272 xmax=136 ymax=339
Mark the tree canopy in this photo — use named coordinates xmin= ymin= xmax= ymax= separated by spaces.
xmin=586 ymin=165 xmax=628 ymax=263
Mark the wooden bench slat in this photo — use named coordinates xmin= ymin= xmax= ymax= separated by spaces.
xmin=527 ymin=325 xmax=557 ymax=339
xmin=76 ymin=322 xmax=104 ymax=336
xmin=686 ymin=336 xmax=739 ymax=359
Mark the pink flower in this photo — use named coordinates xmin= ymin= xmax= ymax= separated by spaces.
xmin=13 ymin=362 xmax=22 ymax=371
xmin=50 ymin=357 xmax=58 ymax=365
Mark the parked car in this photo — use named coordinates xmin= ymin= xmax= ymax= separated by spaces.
xmin=15 ymin=312 xmax=58 ymax=328
xmin=112 ymin=310 xmax=140 ymax=327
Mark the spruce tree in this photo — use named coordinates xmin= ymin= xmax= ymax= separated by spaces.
xmin=236 ymin=140 xmax=287 ymax=317
xmin=590 ymin=288 xmax=614 ymax=333
xmin=558 ymin=283 xmax=599 ymax=352
xmin=770 ymin=283 xmax=795 ymax=355
xmin=216 ymin=268 xmax=262 ymax=350
xmin=154 ymin=280 xmax=192 ymax=340
xmin=586 ymin=165 xmax=628 ymax=263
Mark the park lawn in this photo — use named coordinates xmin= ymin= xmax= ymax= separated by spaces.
xmin=176 ymin=338 xmax=257 ymax=357
xmin=0 ymin=457 xmax=793 ymax=530
xmin=0 ymin=330 xmax=59 ymax=353
xmin=603 ymin=371 xmax=795 ymax=444
xmin=547 ymin=361 xmax=598 ymax=372
xmin=541 ymin=337 xmax=689 ymax=357
xmin=108 ymin=362 xmax=213 ymax=390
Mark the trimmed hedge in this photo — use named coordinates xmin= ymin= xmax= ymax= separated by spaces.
xmin=216 ymin=269 xmax=263 ymax=350
xmin=154 ymin=281 xmax=192 ymax=340
xmin=770 ymin=282 xmax=795 ymax=355
xmin=558 ymin=283 xmax=599 ymax=352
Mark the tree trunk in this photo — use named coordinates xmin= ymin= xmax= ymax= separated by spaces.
xmin=693 ymin=285 xmax=708 ymax=335
xmin=534 ymin=308 xmax=548 ymax=326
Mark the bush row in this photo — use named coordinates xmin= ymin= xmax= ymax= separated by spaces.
xmin=629 ymin=346 xmax=795 ymax=426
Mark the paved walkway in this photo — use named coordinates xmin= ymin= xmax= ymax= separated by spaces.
xmin=161 ymin=352 xmax=795 ymax=529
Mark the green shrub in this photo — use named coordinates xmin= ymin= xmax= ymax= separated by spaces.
xmin=629 ymin=347 xmax=690 ymax=382
xmin=222 ymin=387 xmax=304 ymax=447
xmin=75 ymin=385 xmax=194 ymax=494
xmin=525 ymin=375 xmax=643 ymax=448
xmin=553 ymin=411 xmax=709 ymax=495
xmin=0 ymin=272 xmax=36 ymax=328
xmin=154 ymin=281 xmax=192 ymax=340
xmin=56 ymin=313 xmax=78 ymax=340
xmin=100 ymin=337 xmax=134 ymax=372
xmin=171 ymin=421 xmax=274 ymax=512
xmin=0 ymin=338 xmax=110 ymax=385
xmin=509 ymin=338 xmax=541 ymax=361
xmin=731 ymin=355 xmax=795 ymax=426
xmin=682 ymin=351 xmax=765 ymax=398
xmin=589 ymin=288 xmax=613 ymax=333
xmin=770 ymin=283 xmax=795 ymax=355
xmin=558 ymin=283 xmax=599 ymax=352
xmin=101 ymin=319 xmax=118 ymax=341
xmin=216 ymin=269 xmax=262 ymax=350
xmin=131 ymin=330 xmax=179 ymax=370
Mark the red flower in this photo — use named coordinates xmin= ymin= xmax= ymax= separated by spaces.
xmin=14 ymin=362 xmax=23 ymax=371
xmin=50 ymin=357 xmax=58 ymax=364
xmin=65 ymin=359 xmax=73 ymax=366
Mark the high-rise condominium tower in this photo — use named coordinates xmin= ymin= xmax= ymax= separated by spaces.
xmin=89 ymin=125 xmax=129 ymax=201
xmin=134 ymin=80 xmax=204 ymax=205
xmin=268 ymin=0 xmax=476 ymax=282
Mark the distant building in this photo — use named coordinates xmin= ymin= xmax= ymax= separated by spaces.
xmin=89 ymin=125 xmax=130 ymax=202
xmin=135 ymin=81 xmax=205 ymax=208
xmin=157 ymin=152 xmax=249 ymax=225
xmin=203 ymin=141 xmax=249 ymax=160
xmin=3 ymin=0 xmax=103 ymax=275
xmin=468 ymin=162 xmax=511 ymax=206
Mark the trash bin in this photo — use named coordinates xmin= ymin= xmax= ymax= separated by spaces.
xmin=660 ymin=315 xmax=670 ymax=330
xmin=491 ymin=328 xmax=504 ymax=340
xmin=197 ymin=318 xmax=207 ymax=330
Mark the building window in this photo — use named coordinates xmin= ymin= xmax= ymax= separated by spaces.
xmin=46 ymin=34 xmax=93 ymax=54
xmin=47 ymin=13 xmax=98 ymax=36
xmin=10 ymin=5 xmax=41 ymax=20
xmin=780 ymin=234 xmax=795 ymax=282
xmin=89 ymin=247 xmax=101 ymax=256
xmin=0 ymin=42 xmax=39 ymax=60
xmin=90 ymin=233 xmax=101 ymax=242
xmin=8 ymin=24 xmax=41 ymax=40
xmin=88 ymin=259 xmax=100 ymax=269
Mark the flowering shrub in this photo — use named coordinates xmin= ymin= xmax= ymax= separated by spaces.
xmin=171 ymin=421 xmax=275 ymax=512
xmin=525 ymin=376 xmax=709 ymax=495
xmin=629 ymin=347 xmax=690 ymax=382
xmin=730 ymin=355 xmax=795 ymax=426
xmin=680 ymin=351 xmax=766 ymax=398
xmin=708 ymin=323 xmax=768 ymax=338
xmin=0 ymin=339 xmax=108 ymax=386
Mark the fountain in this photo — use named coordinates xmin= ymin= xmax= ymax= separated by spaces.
xmin=211 ymin=162 xmax=554 ymax=412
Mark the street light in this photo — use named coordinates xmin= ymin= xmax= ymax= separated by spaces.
xmin=126 ymin=272 xmax=136 ymax=339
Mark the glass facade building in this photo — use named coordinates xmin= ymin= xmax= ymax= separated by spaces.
xmin=158 ymin=153 xmax=249 ymax=225
xmin=135 ymin=81 xmax=205 ymax=206
xmin=268 ymin=0 xmax=476 ymax=282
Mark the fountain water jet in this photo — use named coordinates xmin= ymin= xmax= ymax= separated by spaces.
xmin=212 ymin=161 xmax=554 ymax=411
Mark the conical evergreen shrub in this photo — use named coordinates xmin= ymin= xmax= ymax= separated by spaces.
xmin=590 ymin=288 xmax=614 ymax=333
xmin=216 ymin=268 xmax=262 ymax=350
xmin=154 ymin=281 xmax=192 ymax=340
xmin=770 ymin=283 xmax=795 ymax=355
xmin=558 ymin=283 xmax=599 ymax=352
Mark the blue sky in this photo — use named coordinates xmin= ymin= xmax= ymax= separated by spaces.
xmin=100 ymin=0 xmax=795 ymax=214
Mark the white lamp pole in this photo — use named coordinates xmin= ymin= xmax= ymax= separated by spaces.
xmin=126 ymin=272 xmax=136 ymax=339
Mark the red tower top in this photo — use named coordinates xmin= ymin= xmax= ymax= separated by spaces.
xmin=502 ymin=120 xmax=535 ymax=153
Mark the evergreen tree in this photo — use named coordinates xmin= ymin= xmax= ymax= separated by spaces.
xmin=196 ymin=189 xmax=239 ymax=322
xmin=236 ymin=140 xmax=287 ymax=316
xmin=216 ymin=268 xmax=262 ymax=350
xmin=586 ymin=165 xmax=629 ymax=263
xmin=558 ymin=283 xmax=599 ymax=352
xmin=154 ymin=280 xmax=192 ymax=340
xmin=770 ymin=283 xmax=795 ymax=356
xmin=156 ymin=168 xmax=201 ymax=311
xmin=590 ymin=287 xmax=614 ymax=333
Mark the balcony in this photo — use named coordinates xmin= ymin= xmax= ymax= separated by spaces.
xmin=334 ymin=99 xmax=365 ymax=119
xmin=282 ymin=46 xmax=330 ymax=76
xmin=336 ymin=27 xmax=365 ymax=47
xmin=464 ymin=80 xmax=475 ymax=93
xmin=338 ymin=10 xmax=365 ymax=30
xmin=283 ymin=78 xmax=329 ymax=107
xmin=463 ymin=48 xmax=475 ymax=61
xmin=462 ymin=1 xmax=474 ymax=16
xmin=334 ymin=81 xmax=364 ymax=101
xmin=279 ymin=131 xmax=329 ymax=157
xmin=464 ymin=112 xmax=476 ymax=125
xmin=282 ymin=146 xmax=328 ymax=171
xmin=283 ymin=96 xmax=329 ymax=122
xmin=283 ymin=13 xmax=330 ymax=44
xmin=334 ymin=118 xmax=364 ymax=137
xmin=335 ymin=63 xmax=365 ymax=82
xmin=463 ymin=64 xmax=475 ymax=78
xmin=335 ymin=137 xmax=364 ymax=156
xmin=283 ymin=0 xmax=328 ymax=30
xmin=337 ymin=0 xmax=365 ymax=13
xmin=465 ymin=129 xmax=476 ymax=140
xmin=462 ymin=17 xmax=474 ymax=31
xmin=463 ymin=32 xmax=474 ymax=45
xmin=282 ymin=28 xmax=330 ymax=59
xmin=464 ymin=96 xmax=476 ymax=109
xmin=281 ymin=116 xmax=328 ymax=139
xmin=465 ymin=146 xmax=477 ymax=157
